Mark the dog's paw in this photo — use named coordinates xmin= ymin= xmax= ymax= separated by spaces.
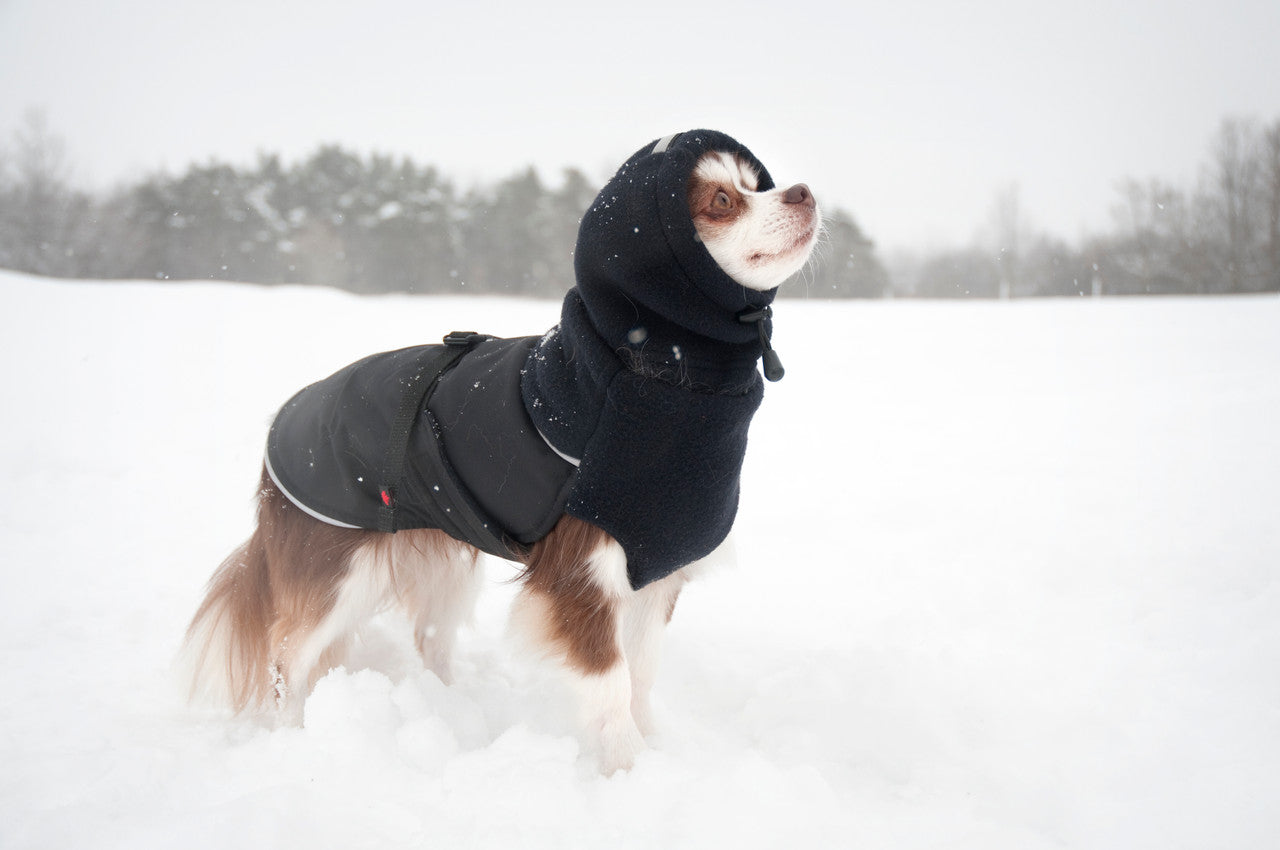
xmin=596 ymin=716 xmax=646 ymax=775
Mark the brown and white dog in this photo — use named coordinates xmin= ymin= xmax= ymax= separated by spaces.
xmin=180 ymin=137 xmax=820 ymax=774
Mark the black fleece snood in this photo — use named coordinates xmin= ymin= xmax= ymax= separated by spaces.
xmin=522 ymin=130 xmax=782 ymax=588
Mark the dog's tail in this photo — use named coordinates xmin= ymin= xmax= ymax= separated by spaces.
xmin=177 ymin=529 xmax=276 ymax=712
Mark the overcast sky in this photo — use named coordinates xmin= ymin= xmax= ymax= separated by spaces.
xmin=1 ymin=0 xmax=1277 ymax=252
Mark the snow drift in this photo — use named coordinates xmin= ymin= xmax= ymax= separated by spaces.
xmin=2 ymin=271 xmax=1277 ymax=849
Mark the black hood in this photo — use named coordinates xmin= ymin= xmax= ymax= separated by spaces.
xmin=572 ymin=129 xmax=778 ymax=387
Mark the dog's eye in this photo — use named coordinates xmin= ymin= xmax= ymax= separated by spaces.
xmin=712 ymin=190 xmax=732 ymax=210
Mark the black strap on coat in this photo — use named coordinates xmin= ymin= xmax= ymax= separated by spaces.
xmin=377 ymin=330 xmax=488 ymax=533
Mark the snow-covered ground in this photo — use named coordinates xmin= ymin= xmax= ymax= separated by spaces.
xmin=2 ymin=271 xmax=1277 ymax=849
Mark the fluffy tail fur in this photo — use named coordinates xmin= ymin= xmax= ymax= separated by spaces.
xmin=177 ymin=470 xmax=374 ymax=712
xmin=179 ymin=468 xmax=480 ymax=715
xmin=178 ymin=533 xmax=276 ymax=711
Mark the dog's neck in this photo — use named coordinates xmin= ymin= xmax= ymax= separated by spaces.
xmin=520 ymin=288 xmax=769 ymax=466
xmin=586 ymin=291 xmax=762 ymax=394
xmin=572 ymin=278 xmax=771 ymax=395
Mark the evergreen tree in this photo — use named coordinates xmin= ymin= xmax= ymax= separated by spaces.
xmin=797 ymin=208 xmax=890 ymax=298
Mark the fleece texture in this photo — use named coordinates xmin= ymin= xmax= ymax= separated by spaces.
xmin=523 ymin=129 xmax=778 ymax=588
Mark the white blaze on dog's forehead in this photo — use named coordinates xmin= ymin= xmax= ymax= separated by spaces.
xmin=694 ymin=151 xmax=759 ymax=193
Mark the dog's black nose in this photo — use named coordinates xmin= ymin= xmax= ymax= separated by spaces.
xmin=783 ymin=183 xmax=815 ymax=208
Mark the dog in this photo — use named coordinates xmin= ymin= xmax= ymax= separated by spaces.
xmin=180 ymin=130 xmax=820 ymax=774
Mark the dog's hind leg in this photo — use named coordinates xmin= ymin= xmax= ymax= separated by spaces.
xmin=392 ymin=530 xmax=482 ymax=685
xmin=512 ymin=516 xmax=645 ymax=774
xmin=269 ymin=536 xmax=395 ymax=722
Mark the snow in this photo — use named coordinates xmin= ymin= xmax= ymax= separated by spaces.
xmin=2 ymin=271 xmax=1278 ymax=849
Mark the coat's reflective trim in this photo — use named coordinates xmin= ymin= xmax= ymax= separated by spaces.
xmin=263 ymin=446 xmax=362 ymax=529
xmin=536 ymin=426 xmax=581 ymax=467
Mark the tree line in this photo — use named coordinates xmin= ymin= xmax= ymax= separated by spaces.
xmin=895 ymin=116 xmax=1280 ymax=297
xmin=0 ymin=112 xmax=885 ymax=298
xmin=2 ymin=111 xmax=1277 ymax=298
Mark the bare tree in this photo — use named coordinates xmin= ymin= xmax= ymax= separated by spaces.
xmin=1263 ymin=119 xmax=1280 ymax=290
xmin=0 ymin=108 xmax=94 ymax=277
xmin=1206 ymin=117 xmax=1264 ymax=292
xmin=987 ymin=183 xmax=1026 ymax=299
xmin=1104 ymin=178 xmax=1202 ymax=293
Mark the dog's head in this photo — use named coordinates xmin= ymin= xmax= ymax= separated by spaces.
xmin=687 ymin=150 xmax=820 ymax=292
xmin=572 ymin=130 xmax=818 ymax=357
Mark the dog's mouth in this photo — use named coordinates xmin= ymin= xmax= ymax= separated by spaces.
xmin=747 ymin=222 xmax=819 ymax=266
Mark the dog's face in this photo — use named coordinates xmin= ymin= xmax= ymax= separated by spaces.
xmin=687 ymin=151 xmax=821 ymax=292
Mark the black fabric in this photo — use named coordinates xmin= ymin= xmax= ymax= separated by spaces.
xmin=558 ymin=354 xmax=762 ymax=588
xmin=427 ymin=335 xmax=577 ymax=545
xmin=522 ymin=129 xmax=777 ymax=588
xmin=266 ymin=337 xmax=573 ymax=559
xmin=375 ymin=335 xmax=478 ymax=533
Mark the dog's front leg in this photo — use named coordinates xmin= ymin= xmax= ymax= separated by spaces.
xmin=621 ymin=571 xmax=685 ymax=736
xmin=573 ymin=654 xmax=646 ymax=775
xmin=512 ymin=530 xmax=645 ymax=774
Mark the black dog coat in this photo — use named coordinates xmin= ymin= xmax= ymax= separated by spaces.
xmin=266 ymin=334 xmax=575 ymax=561
xmin=267 ymin=129 xmax=782 ymax=589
